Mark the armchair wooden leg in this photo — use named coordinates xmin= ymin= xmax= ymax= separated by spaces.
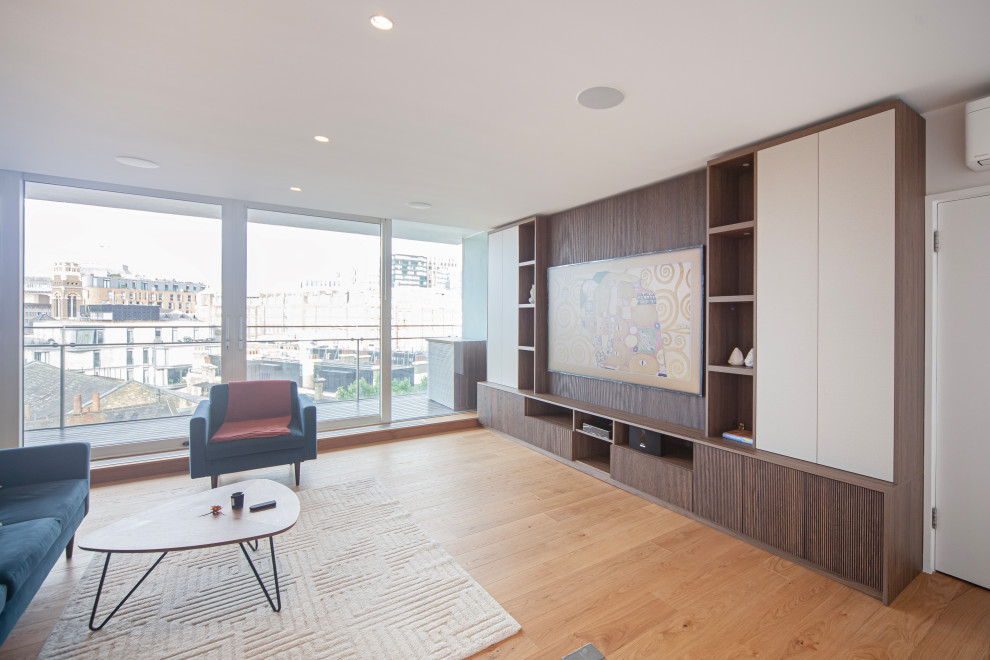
xmin=294 ymin=462 xmax=301 ymax=486
xmin=211 ymin=475 xmax=219 ymax=489
xmin=66 ymin=534 xmax=74 ymax=559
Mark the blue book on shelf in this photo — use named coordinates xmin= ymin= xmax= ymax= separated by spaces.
xmin=722 ymin=429 xmax=753 ymax=445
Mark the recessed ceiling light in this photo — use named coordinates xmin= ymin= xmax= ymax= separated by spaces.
xmin=115 ymin=156 xmax=159 ymax=169
xmin=576 ymin=87 xmax=625 ymax=110
xmin=314 ymin=135 xmax=329 ymax=143
xmin=408 ymin=201 xmax=432 ymax=210
xmin=290 ymin=187 xmax=302 ymax=192
xmin=370 ymin=15 xmax=393 ymax=30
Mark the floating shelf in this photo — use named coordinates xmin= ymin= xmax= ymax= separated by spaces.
xmin=576 ymin=455 xmax=610 ymax=475
xmin=708 ymin=365 xmax=754 ymax=376
xmin=574 ymin=428 xmax=613 ymax=444
xmin=518 ymin=303 xmax=535 ymax=309
xmin=708 ymin=220 xmax=755 ymax=237
xmin=518 ymin=259 xmax=536 ymax=267
xmin=518 ymin=345 xmax=535 ymax=352
xmin=709 ymin=295 xmax=755 ymax=303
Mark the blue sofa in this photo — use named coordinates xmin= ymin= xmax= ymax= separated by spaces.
xmin=188 ymin=381 xmax=316 ymax=488
xmin=0 ymin=442 xmax=90 ymax=646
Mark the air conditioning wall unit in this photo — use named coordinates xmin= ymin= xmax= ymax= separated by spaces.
xmin=966 ymin=95 xmax=990 ymax=171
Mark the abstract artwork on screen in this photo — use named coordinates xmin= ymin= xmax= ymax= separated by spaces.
xmin=548 ymin=246 xmax=704 ymax=395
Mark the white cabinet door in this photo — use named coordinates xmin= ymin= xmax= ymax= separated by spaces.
xmin=756 ymin=134 xmax=820 ymax=463
xmin=817 ymin=110 xmax=896 ymax=481
xmin=501 ymin=227 xmax=519 ymax=388
xmin=486 ymin=231 xmax=503 ymax=385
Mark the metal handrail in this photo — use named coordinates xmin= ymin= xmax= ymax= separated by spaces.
xmin=27 ymin=330 xmax=458 ymax=431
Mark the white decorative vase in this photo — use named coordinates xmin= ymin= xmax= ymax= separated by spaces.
xmin=744 ymin=348 xmax=754 ymax=368
xmin=728 ymin=347 xmax=744 ymax=366
xmin=529 ymin=284 xmax=535 ymax=304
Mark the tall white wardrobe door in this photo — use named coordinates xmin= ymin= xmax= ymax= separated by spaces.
xmin=501 ymin=227 xmax=519 ymax=388
xmin=756 ymin=134 xmax=820 ymax=462
xmin=817 ymin=110 xmax=896 ymax=481
xmin=487 ymin=231 xmax=503 ymax=385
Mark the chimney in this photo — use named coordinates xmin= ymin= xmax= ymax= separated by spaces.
xmin=73 ymin=394 xmax=82 ymax=414
xmin=92 ymin=391 xmax=101 ymax=412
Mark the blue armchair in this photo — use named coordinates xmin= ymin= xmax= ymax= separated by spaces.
xmin=0 ymin=442 xmax=90 ymax=646
xmin=189 ymin=380 xmax=317 ymax=488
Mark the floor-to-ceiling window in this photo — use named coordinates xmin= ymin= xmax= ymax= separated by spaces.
xmin=22 ymin=183 xmax=222 ymax=456
xmin=246 ymin=209 xmax=382 ymax=430
xmin=390 ymin=220 xmax=470 ymax=421
xmin=8 ymin=177 xmax=483 ymax=457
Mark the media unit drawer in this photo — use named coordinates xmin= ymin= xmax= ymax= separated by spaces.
xmin=612 ymin=444 xmax=692 ymax=511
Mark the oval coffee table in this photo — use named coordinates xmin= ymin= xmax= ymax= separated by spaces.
xmin=79 ymin=478 xmax=299 ymax=630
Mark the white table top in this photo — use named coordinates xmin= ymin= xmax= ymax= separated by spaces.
xmin=79 ymin=479 xmax=300 ymax=553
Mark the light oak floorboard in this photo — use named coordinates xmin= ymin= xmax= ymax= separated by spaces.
xmin=2 ymin=428 xmax=988 ymax=659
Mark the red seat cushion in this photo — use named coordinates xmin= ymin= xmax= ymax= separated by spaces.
xmin=212 ymin=416 xmax=292 ymax=442
xmin=211 ymin=380 xmax=293 ymax=442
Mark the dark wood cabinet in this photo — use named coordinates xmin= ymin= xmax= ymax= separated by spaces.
xmin=480 ymin=382 xmax=906 ymax=603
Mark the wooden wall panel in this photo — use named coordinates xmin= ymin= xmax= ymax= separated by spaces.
xmin=547 ymin=170 xmax=707 ymax=429
xmin=693 ymin=444 xmax=744 ymax=532
xmin=612 ymin=445 xmax=692 ymax=510
xmin=533 ymin=216 xmax=551 ymax=394
xmin=806 ymin=475 xmax=884 ymax=592
xmin=885 ymin=475 xmax=924 ymax=604
xmin=743 ymin=458 xmax=805 ymax=557
xmin=893 ymin=103 xmax=927 ymax=483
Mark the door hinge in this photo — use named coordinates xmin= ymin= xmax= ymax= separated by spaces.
xmin=934 ymin=230 xmax=940 ymax=253
xmin=932 ymin=507 xmax=938 ymax=529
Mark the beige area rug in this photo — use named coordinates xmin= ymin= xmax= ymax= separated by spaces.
xmin=40 ymin=478 xmax=520 ymax=659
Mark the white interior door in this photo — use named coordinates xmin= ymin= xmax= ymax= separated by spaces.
xmin=935 ymin=192 xmax=990 ymax=589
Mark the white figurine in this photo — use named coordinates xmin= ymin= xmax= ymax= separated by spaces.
xmin=728 ymin=347 xmax=744 ymax=366
xmin=529 ymin=284 xmax=536 ymax=304
xmin=744 ymin=348 xmax=754 ymax=368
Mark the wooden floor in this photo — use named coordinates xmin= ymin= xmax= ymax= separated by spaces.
xmin=3 ymin=428 xmax=989 ymax=659
xmin=23 ymin=392 xmax=455 ymax=447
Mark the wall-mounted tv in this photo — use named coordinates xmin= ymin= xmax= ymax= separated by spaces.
xmin=547 ymin=246 xmax=704 ymax=395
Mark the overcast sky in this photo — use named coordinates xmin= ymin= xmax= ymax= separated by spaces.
xmin=25 ymin=200 xmax=460 ymax=293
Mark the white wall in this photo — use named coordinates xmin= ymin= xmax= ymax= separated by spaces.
xmin=925 ymin=99 xmax=990 ymax=195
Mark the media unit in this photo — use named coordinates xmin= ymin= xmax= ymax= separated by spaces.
xmin=480 ymin=99 xmax=925 ymax=605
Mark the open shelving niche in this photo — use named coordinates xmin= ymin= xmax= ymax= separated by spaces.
xmin=517 ymin=387 xmax=699 ymax=484
xmin=706 ymin=150 xmax=757 ymax=447
xmin=515 ymin=217 xmax=548 ymax=392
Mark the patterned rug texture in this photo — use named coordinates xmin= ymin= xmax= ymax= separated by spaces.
xmin=40 ymin=478 xmax=520 ymax=659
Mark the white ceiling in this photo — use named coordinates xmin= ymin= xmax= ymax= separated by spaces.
xmin=1 ymin=1 xmax=989 ymax=231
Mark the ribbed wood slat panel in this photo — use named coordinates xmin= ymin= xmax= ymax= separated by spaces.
xmin=525 ymin=419 xmax=572 ymax=460
xmin=479 ymin=385 xmax=525 ymax=438
xmin=546 ymin=170 xmax=707 ymax=429
xmin=612 ymin=445 xmax=693 ymax=510
xmin=743 ymin=458 xmax=805 ymax=557
xmin=693 ymin=444 xmax=744 ymax=531
xmin=806 ymin=475 xmax=884 ymax=592
xmin=477 ymin=385 xmax=493 ymax=427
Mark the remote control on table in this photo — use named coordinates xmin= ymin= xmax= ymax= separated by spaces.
xmin=249 ymin=500 xmax=277 ymax=512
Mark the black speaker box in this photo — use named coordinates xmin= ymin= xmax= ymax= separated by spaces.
xmin=631 ymin=428 xmax=663 ymax=456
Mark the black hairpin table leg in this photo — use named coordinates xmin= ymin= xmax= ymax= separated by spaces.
xmin=239 ymin=536 xmax=281 ymax=612
xmin=246 ymin=539 xmax=259 ymax=552
xmin=89 ymin=551 xmax=169 ymax=631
